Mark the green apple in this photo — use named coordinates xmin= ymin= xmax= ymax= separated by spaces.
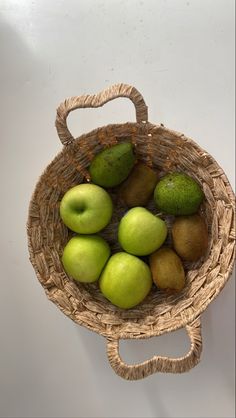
xmin=118 ymin=207 xmax=167 ymax=256
xmin=99 ymin=252 xmax=152 ymax=309
xmin=60 ymin=183 xmax=113 ymax=234
xmin=62 ymin=234 xmax=110 ymax=283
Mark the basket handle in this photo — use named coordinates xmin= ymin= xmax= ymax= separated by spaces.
xmin=55 ymin=83 xmax=148 ymax=146
xmin=106 ymin=319 xmax=202 ymax=380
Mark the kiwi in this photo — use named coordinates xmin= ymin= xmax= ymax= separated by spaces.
xmin=149 ymin=247 xmax=185 ymax=292
xmin=172 ymin=214 xmax=208 ymax=261
xmin=118 ymin=162 xmax=158 ymax=207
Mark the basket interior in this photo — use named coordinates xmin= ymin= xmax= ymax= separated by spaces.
xmin=28 ymin=122 xmax=235 ymax=339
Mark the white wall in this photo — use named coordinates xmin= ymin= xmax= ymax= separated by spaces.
xmin=0 ymin=1 xmax=235 ymax=417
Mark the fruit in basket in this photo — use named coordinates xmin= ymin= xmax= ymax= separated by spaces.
xmin=172 ymin=214 xmax=208 ymax=261
xmin=60 ymin=184 xmax=113 ymax=233
xmin=149 ymin=247 xmax=185 ymax=292
xmin=154 ymin=172 xmax=204 ymax=215
xmin=89 ymin=142 xmax=135 ymax=188
xmin=118 ymin=162 xmax=158 ymax=207
xmin=99 ymin=252 xmax=152 ymax=309
xmin=118 ymin=207 xmax=167 ymax=256
xmin=62 ymin=235 xmax=110 ymax=283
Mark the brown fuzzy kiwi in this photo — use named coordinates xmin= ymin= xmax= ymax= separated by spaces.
xmin=149 ymin=247 xmax=185 ymax=292
xmin=118 ymin=162 xmax=158 ymax=207
xmin=172 ymin=214 xmax=208 ymax=261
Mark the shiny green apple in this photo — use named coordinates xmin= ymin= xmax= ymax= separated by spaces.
xmin=99 ymin=252 xmax=152 ymax=309
xmin=62 ymin=235 xmax=110 ymax=282
xmin=118 ymin=207 xmax=167 ymax=256
xmin=60 ymin=183 xmax=113 ymax=233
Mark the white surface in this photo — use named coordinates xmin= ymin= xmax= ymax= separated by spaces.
xmin=0 ymin=1 xmax=235 ymax=417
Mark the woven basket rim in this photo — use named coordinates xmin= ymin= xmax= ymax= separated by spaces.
xmin=27 ymin=121 xmax=235 ymax=340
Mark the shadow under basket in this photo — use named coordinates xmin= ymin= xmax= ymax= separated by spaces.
xmin=27 ymin=83 xmax=235 ymax=380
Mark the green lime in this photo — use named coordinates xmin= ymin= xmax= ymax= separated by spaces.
xmin=154 ymin=172 xmax=204 ymax=215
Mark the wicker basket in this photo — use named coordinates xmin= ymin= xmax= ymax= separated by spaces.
xmin=27 ymin=84 xmax=235 ymax=380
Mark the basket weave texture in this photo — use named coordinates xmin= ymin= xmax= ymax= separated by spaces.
xmin=27 ymin=84 xmax=235 ymax=380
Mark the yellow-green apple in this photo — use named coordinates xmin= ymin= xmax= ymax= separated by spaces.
xmin=60 ymin=184 xmax=113 ymax=233
xmin=62 ymin=235 xmax=110 ymax=282
xmin=99 ymin=252 xmax=152 ymax=309
xmin=118 ymin=207 xmax=167 ymax=256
